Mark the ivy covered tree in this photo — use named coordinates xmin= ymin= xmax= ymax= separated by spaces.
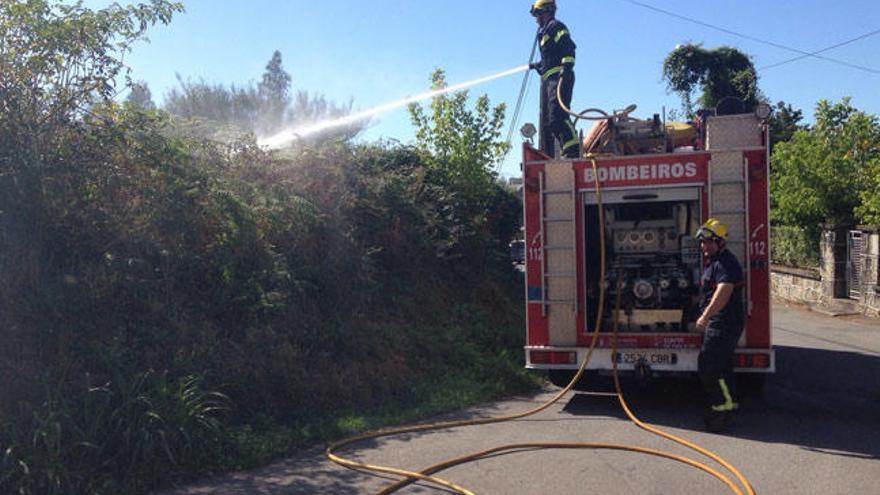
xmin=662 ymin=44 xmax=760 ymax=117
xmin=771 ymin=98 xmax=880 ymax=229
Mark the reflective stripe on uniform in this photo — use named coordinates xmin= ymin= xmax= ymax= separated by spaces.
xmin=561 ymin=56 xmax=575 ymax=65
xmin=563 ymin=137 xmax=580 ymax=151
xmin=554 ymin=29 xmax=569 ymax=43
xmin=540 ymin=34 xmax=550 ymax=46
xmin=711 ymin=378 xmax=739 ymax=412
xmin=541 ymin=66 xmax=562 ymax=80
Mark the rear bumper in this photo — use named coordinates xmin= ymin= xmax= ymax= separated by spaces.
xmin=524 ymin=346 xmax=776 ymax=373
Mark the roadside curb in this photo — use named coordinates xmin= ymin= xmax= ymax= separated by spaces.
xmin=809 ymin=306 xmax=861 ymax=317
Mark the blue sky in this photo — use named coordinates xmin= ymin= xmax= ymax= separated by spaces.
xmin=85 ymin=0 xmax=880 ymax=177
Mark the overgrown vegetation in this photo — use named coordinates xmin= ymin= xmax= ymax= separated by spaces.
xmin=771 ymin=98 xmax=880 ymax=228
xmin=770 ymin=225 xmax=820 ymax=269
xmin=1 ymin=2 xmax=532 ymax=493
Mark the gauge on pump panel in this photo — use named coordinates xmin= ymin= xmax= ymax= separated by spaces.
xmin=633 ymin=279 xmax=654 ymax=300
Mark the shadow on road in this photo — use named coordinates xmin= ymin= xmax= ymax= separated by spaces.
xmin=560 ymin=344 xmax=880 ymax=459
xmin=155 ymin=447 xmax=372 ymax=495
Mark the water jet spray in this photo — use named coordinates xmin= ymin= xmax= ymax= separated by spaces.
xmin=257 ymin=65 xmax=529 ymax=149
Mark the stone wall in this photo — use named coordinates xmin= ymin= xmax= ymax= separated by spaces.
xmin=770 ymin=265 xmax=822 ymax=306
xmin=855 ymin=228 xmax=880 ymax=317
xmin=770 ymin=226 xmax=880 ymax=317
xmin=819 ymin=224 xmax=848 ymax=299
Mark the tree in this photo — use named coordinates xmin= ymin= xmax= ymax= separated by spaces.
xmin=258 ymin=50 xmax=292 ymax=134
xmin=662 ymin=44 xmax=760 ymax=118
xmin=408 ymin=68 xmax=509 ymax=200
xmin=0 ymin=0 xmax=182 ymax=147
xmin=163 ymin=51 xmax=360 ymax=143
xmin=163 ymin=74 xmax=262 ymax=138
xmin=407 ymin=69 xmax=517 ymax=264
xmin=126 ymin=80 xmax=156 ymax=109
xmin=768 ymin=100 xmax=805 ymax=149
xmin=771 ymin=98 xmax=880 ymax=229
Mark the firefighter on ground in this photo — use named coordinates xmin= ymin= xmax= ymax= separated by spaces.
xmin=695 ymin=218 xmax=745 ymax=432
xmin=528 ymin=0 xmax=579 ymax=158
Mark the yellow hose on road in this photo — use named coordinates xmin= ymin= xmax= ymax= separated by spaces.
xmin=326 ymin=158 xmax=756 ymax=495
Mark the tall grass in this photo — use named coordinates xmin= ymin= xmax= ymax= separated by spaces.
xmin=1 ymin=370 xmax=228 ymax=494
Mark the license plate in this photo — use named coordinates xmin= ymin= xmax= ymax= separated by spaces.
xmin=614 ymin=352 xmax=678 ymax=365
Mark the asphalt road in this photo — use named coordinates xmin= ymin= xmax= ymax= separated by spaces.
xmin=159 ymin=303 xmax=880 ymax=495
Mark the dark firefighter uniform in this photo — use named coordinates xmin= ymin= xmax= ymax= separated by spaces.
xmin=534 ymin=19 xmax=578 ymax=158
xmin=698 ymin=246 xmax=745 ymax=426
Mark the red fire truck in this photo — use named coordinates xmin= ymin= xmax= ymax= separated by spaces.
xmin=522 ymin=110 xmax=774 ymax=387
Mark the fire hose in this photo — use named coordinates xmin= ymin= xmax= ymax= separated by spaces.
xmin=326 ymin=154 xmax=757 ymax=495
xmin=554 ymin=71 xmax=638 ymax=123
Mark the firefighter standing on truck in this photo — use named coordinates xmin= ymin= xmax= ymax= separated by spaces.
xmin=695 ymin=218 xmax=745 ymax=433
xmin=528 ymin=0 xmax=579 ymax=158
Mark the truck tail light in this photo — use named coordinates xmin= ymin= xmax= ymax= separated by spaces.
xmin=734 ymin=353 xmax=770 ymax=369
xmin=530 ymin=351 xmax=577 ymax=365
xmin=751 ymin=353 xmax=770 ymax=368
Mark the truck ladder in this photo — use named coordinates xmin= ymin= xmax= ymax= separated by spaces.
xmin=707 ymin=150 xmax=747 ymax=267
xmin=540 ymin=160 xmax=579 ymax=345
xmin=706 ymin=114 xmax=760 ymax=325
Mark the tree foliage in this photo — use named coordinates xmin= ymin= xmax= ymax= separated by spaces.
xmin=409 ymin=69 xmax=509 ymax=200
xmin=408 ymin=69 xmax=518 ymax=263
xmin=257 ymin=50 xmax=291 ymax=133
xmin=0 ymin=0 xmax=182 ymax=142
xmin=768 ymin=100 xmax=806 ymax=150
xmin=163 ymin=51 xmax=357 ymax=143
xmin=163 ymin=75 xmax=264 ymax=136
xmin=771 ymin=98 xmax=880 ymax=228
xmin=662 ymin=44 xmax=760 ymax=117
xmin=126 ymin=80 xmax=156 ymax=109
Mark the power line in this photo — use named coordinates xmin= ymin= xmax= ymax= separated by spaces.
xmin=759 ymin=28 xmax=880 ymax=72
xmin=620 ymin=0 xmax=880 ymax=75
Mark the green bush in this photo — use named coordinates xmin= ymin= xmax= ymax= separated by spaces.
xmin=770 ymin=224 xmax=820 ymax=268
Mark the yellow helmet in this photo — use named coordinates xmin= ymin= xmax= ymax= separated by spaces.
xmin=530 ymin=0 xmax=556 ymax=16
xmin=696 ymin=218 xmax=728 ymax=241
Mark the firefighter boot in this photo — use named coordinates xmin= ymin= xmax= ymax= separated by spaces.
xmin=703 ymin=410 xmax=736 ymax=433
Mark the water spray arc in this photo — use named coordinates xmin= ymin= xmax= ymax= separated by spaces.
xmin=257 ymin=65 xmax=529 ymax=149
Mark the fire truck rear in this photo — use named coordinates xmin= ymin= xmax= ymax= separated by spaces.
xmin=521 ymin=110 xmax=774 ymax=387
